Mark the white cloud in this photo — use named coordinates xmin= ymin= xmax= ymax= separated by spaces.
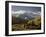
xmin=12 ymin=10 xmax=41 ymax=17
xmin=12 ymin=10 xmax=26 ymax=14
xmin=33 ymin=11 xmax=41 ymax=15
xmin=12 ymin=10 xmax=26 ymax=17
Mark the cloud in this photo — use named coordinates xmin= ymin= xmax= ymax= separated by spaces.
xmin=12 ymin=10 xmax=41 ymax=18
xmin=12 ymin=10 xmax=26 ymax=17
xmin=32 ymin=11 xmax=41 ymax=15
xmin=12 ymin=10 xmax=26 ymax=14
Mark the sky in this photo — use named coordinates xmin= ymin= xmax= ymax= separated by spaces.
xmin=11 ymin=5 xmax=41 ymax=15
xmin=12 ymin=6 xmax=41 ymax=12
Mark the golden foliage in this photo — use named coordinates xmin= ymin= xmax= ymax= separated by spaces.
xmin=33 ymin=16 xmax=41 ymax=25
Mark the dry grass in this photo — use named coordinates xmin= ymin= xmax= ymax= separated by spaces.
xmin=12 ymin=16 xmax=41 ymax=31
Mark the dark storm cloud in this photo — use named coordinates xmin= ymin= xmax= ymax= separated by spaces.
xmin=11 ymin=5 xmax=41 ymax=12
